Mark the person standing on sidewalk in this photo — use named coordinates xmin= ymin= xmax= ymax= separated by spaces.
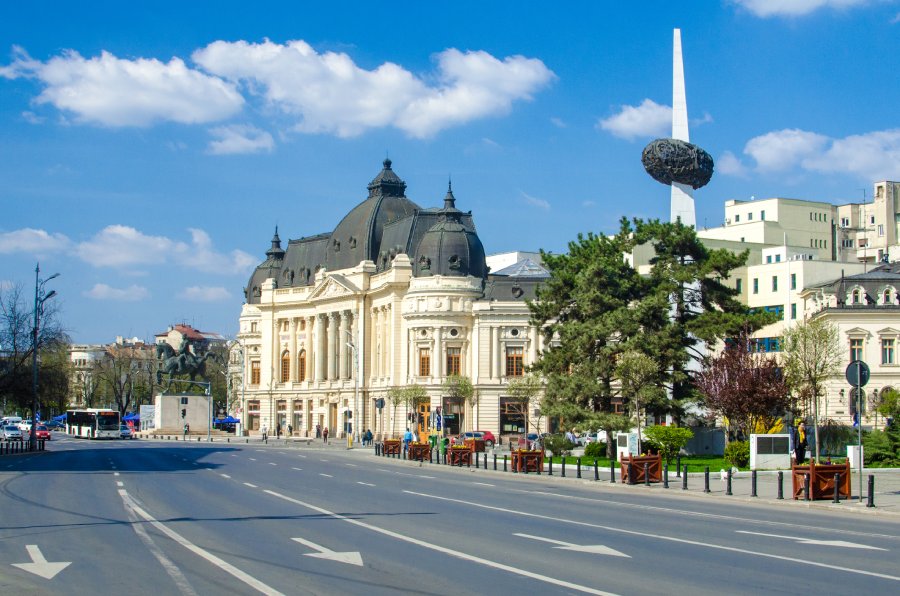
xmin=794 ymin=422 xmax=807 ymax=464
xmin=261 ymin=425 xmax=268 ymax=442
xmin=323 ymin=427 xmax=329 ymax=444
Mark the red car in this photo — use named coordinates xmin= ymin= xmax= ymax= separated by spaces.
xmin=459 ymin=430 xmax=496 ymax=447
xmin=34 ymin=425 xmax=51 ymax=440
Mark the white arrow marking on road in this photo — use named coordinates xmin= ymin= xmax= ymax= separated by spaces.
xmin=736 ymin=531 xmax=887 ymax=551
xmin=514 ymin=533 xmax=630 ymax=558
xmin=292 ymin=537 xmax=363 ymax=566
xmin=11 ymin=545 xmax=71 ymax=579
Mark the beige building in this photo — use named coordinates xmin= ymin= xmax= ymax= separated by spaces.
xmin=236 ymin=160 xmax=548 ymax=441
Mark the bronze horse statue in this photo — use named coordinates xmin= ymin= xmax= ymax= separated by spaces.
xmin=156 ymin=341 xmax=220 ymax=389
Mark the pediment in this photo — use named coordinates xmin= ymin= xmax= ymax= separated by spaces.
xmin=877 ymin=327 xmax=900 ymax=336
xmin=308 ymin=275 xmax=358 ymax=301
xmin=844 ymin=327 xmax=870 ymax=337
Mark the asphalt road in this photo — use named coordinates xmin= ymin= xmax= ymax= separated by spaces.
xmin=1 ymin=435 xmax=898 ymax=595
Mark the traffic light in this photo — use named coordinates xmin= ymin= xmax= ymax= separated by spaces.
xmin=181 ymin=408 xmax=186 ymax=419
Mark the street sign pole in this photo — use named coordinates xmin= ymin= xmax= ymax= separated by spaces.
xmin=846 ymin=359 xmax=870 ymax=503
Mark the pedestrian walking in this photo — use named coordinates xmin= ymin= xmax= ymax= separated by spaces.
xmin=794 ymin=421 xmax=808 ymax=464
xmin=403 ymin=427 xmax=413 ymax=453
xmin=261 ymin=424 xmax=268 ymax=441
xmin=183 ymin=422 xmax=189 ymax=440
xmin=288 ymin=424 xmax=293 ymax=436
xmin=323 ymin=427 xmax=329 ymax=443
xmin=316 ymin=424 xmax=321 ymax=438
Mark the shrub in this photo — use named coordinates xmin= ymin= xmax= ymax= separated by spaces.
xmin=863 ymin=427 xmax=900 ymax=467
xmin=642 ymin=426 xmax=694 ymax=465
xmin=543 ymin=434 xmax=574 ymax=457
xmin=584 ymin=441 xmax=606 ymax=458
xmin=724 ymin=440 xmax=750 ymax=468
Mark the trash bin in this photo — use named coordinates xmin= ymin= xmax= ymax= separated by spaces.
xmin=428 ymin=434 xmax=437 ymax=449
xmin=440 ymin=437 xmax=449 ymax=454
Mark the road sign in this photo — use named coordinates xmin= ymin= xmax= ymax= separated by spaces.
xmin=845 ymin=360 xmax=870 ymax=387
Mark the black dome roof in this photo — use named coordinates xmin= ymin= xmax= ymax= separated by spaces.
xmin=412 ymin=184 xmax=487 ymax=279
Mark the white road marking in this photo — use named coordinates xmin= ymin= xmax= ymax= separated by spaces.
xmin=514 ymin=533 xmax=630 ymax=557
xmin=113 ymin=472 xmax=120 ymax=476
xmin=249 ymin=458 xmax=257 ymax=461
xmin=220 ymin=474 xmax=231 ymax=479
xmin=406 ymin=491 xmax=900 ymax=583
xmin=118 ymin=489 xmax=282 ymax=595
xmin=345 ymin=463 xmax=357 ymax=467
xmin=116 ymin=481 xmax=124 ymax=487
xmin=357 ymin=482 xmax=375 ymax=487
xmin=231 ymin=454 xmax=237 ymax=457
xmin=320 ymin=459 xmax=329 ymax=462
xmin=11 ymin=545 xmax=71 ymax=580
xmin=472 ymin=482 xmax=495 ymax=487
xmin=269 ymin=462 xmax=277 ymax=466
xmin=265 ymin=490 xmax=616 ymax=595
xmin=319 ymin=474 xmax=333 ymax=478
xmin=291 ymin=537 xmax=363 ymax=566
xmin=736 ymin=531 xmax=887 ymax=551
xmin=297 ymin=454 xmax=306 ymax=458
xmin=292 ymin=467 xmax=303 ymax=471
xmin=244 ymin=482 xmax=258 ymax=488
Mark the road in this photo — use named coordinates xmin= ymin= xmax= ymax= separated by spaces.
xmin=1 ymin=434 xmax=898 ymax=595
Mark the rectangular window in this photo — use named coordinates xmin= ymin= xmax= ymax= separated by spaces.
xmin=446 ymin=347 xmax=461 ymax=376
xmin=736 ymin=279 xmax=742 ymax=293
xmin=735 ymin=214 xmax=740 ymax=223
xmin=505 ymin=346 xmax=524 ymax=377
xmin=841 ymin=217 xmax=849 ymax=227
xmin=791 ymin=273 xmax=797 ymax=290
xmin=250 ymin=360 xmax=261 ymax=385
xmin=878 ymin=224 xmax=885 ymax=236
xmin=883 ymin=339 xmax=895 ymax=365
xmin=791 ymin=303 xmax=797 ymax=320
xmin=871 ymin=215 xmax=876 ymax=225
xmin=766 ymin=255 xmax=772 ymax=264
xmin=775 ymin=254 xmax=781 ymax=263
xmin=850 ymin=339 xmax=863 ymax=362
xmin=180 ymin=397 xmax=189 ymax=405
xmin=761 ymin=210 xmax=766 ymax=221
xmin=748 ymin=212 xmax=753 ymax=221
xmin=418 ymin=348 xmax=431 ymax=377
xmin=772 ymin=276 xmax=778 ymax=292
xmin=753 ymin=278 xmax=759 ymax=294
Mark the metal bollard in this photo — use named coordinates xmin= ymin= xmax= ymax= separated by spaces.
xmin=777 ymin=470 xmax=784 ymax=499
xmin=548 ymin=458 xmax=553 ymax=476
xmin=466 ymin=453 xmax=470 ymax=468
xmin=594 ymin=459 xmax=599 ymax=481
xmin=682 ymin=465 xmax=688 ymax=490
xmin=493 ymin=454 xmax=497 ymax=471
xmin=561 ymin=458 xmax=566 ymax=478
xmin=474 ymin=452 xmax=479 ymax=469
xmin=833 ymin=473 xmax=841 ymax=503
xmin=503 ymin=455 xmax=507 ymax=472
xmin=577 ymin=457 xmax=582 ymax=479
xmin=803 ymin=473 xmax=811 ymax=501
xmin=751 ymin=470 xmax=757 ymax=497
xmin=726 ymin=469 xmax=733 ymax=496
xmin=676 ymin=454 xmax=682 ymax=477
xmin=536 ymin=454 xmax=541 ymax=475
xmin=704 ymin=466 xmax=710 ymax=493
xmin=644 ymin=462 xmax=650 ymax=486
xmin=429 ymin=448 xmax=433 ymax=464
xmin=610 ymin=459 xmax=616 ymax=483
xmin=867 ymin=475 xmax=875 ymax=508
xmin=628 ymin=462 xmax=635 ymax=485
xmin=663 ymin=465 xmax=669 ymax=488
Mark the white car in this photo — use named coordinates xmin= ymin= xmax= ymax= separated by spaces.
xmin=119 ymin=424 xmax=134 ymax=439
xmin=2 ymin=425 xmax=24 ymax=441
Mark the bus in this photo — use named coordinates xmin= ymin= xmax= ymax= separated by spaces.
xmin=66 ymin=409 xmax=120 ymax=439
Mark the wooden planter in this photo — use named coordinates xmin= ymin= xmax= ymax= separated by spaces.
xmin=792 ymin=461 xmax=851 ymax=500
xmin=511 ymin=450 xmax=544 ymax=472
xmin=447 ymin=448 xmax=472 ymax=466
xmin=464 ymin=438 xmax=486 ymax=453
xmin=620 ymin=454 xmax=663 ymax=484
xmin=383 ymin=439 xmax=402 ymax=456
xmin=407 ymin=443 xmax=431 ymax=461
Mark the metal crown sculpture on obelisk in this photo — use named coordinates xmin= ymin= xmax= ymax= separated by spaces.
xmin=641 ymin=28 xmax=714 ymax=226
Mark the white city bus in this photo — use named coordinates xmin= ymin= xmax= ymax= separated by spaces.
xmin=66 ymin=409 xmax=120 ymax=439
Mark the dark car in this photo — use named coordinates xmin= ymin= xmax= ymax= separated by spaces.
xmin=45 ymin=420 xmax=64 ymax=430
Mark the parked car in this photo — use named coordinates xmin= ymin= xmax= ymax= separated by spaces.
xmin=45 ymin=420 xmax=64 ymax=430
xmin=575 ymin=432 xmax=595 ymax=447
xmin=33 ymin=425 xmax=51 ymax=440
xmin=2 ymin=425 xmax=24 ymax=441
xmin=120 ymin=424 xmax=134 ymax=439
xmin=17 ymin=419 xmax=32 ymax=433
xmin=465 ymin=430 xmax=496 ymax=447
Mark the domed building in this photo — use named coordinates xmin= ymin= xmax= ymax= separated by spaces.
xmin=236 ymin=159 xmax=549 ymax=442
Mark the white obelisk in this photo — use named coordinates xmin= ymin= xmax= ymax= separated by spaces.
xmin=670 ymin=29 xmax=696 ymax=228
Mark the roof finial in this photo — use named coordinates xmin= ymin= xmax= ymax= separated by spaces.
xmin=443 ymin=178 xmax=457 ymax=211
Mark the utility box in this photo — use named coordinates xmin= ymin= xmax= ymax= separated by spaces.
xmin=750 ymin=434 xmax=791 ymax=470
xmin=616 ymin=432 xmax=639 ymax=461
xmin=847 ymin=445 xmax=864 ymax=470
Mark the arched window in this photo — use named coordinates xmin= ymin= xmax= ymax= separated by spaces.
xmin=849 ymin=388 xmax=867 ymax=417
xmin=298 ymin=350 xmax=307 ymax=382
xmin=851 ymin=289 xmax=861 ymax=304
xmin=281 ymin=350 xmax=290 ymax=383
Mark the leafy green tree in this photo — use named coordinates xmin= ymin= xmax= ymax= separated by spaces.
xmin=615 ymin=350 xmax=665 ymax=452
xmin=631 ymin=219 xmax=772 ymax=422
xmin=506 ymin=373 xmax=543 ymax=433
xmin=643 ymin=425 xmax=693 ymax=465
xmin=876 ymin=388 xmax=900 ymax=421
xmin=782 ymin=318 xmax=843 ymax=462
xmin=442 ymin=375 xmax=474 ymax=432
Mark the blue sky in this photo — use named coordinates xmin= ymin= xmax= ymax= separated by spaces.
xmin=2 ymin=0 xmax=900 ymax=344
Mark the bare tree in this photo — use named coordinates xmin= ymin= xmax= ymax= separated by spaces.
xmin=782 ymin=318 xmax=843 ymax=462
xmin=442 ymin=375 xmax=474 ymax=434
xmin=93 ymin=344 xmax=155 ymax=417
xmin=506 ymin=373 xmax=543 ymax=433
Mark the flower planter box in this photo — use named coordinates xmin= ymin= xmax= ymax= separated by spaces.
xmin=464 ymin=438 xmax=486 ymax=453
xmin=383 ymin=439 xmax=402 ymax=456
xmin=792 ymin=461 xmax=851 ymax=500
xmin=407 ymin=443 xmax=431 ymax=461
xmin=620 ymin=454 xmax=662 ymax=484
xmin=447 ymin=448 xmax=472 ymax=466
xmin=511 ymin=450 xmax=544 ymax=472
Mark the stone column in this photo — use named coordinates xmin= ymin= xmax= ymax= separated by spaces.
xmin=327 ymin=312 xmax=338 ymax=380
xmin=385 ymin=304 xmax=393 ymax=382
xmin=349 ymin=312 xmax=357 ymax=380
xmin=289 ymin=318 xmax=298 ymax=382
xmin=433 ymin=327 xmax=442 ymax=379
xmin=316 ymin=313 xmax=327 ymax=381
xmin=339 ymin=310 xmax=350 ymax=380
xmin=493 ymin=326 xmax=501 ymax=379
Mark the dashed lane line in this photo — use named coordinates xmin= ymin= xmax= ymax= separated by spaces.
xmin=243 ymin=482 xmax=258 ymax=488
xmin=319 ymin=474 xmax=333 ymax=478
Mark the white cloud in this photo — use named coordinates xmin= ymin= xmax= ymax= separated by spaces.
xmin=891 ymin=11 xmax=900 ymax=23
xmin=521 ymin=191 xmax=551 ymax=210
xmin=582 ymin=200 xmax=596 ymax=207
xmin=0 ymin=228 xmax=71 ymax=254
xmin=739 ymin=127 xmax=900 ymax=180
xmin=21 ymin=111 xmax=44 ymax=124
xmin=84 ymin=283 xmax=149 ymax=302
xmin=207 ymin=124 xmax=274 ymax=154
xmin=550 ymin=116 xmax=567 ymax=128
xmin=75 ymin=225 xmax=255 ymax=274
xmin=597 ymin=99 xmax=671 ymax=140
xmin=2 ymin=46 xmax=243 ymax=127
xmin=179 ymin=286 xmax=231 ymax=302
xmin=716 ymin=150 xmax=749 ymax=177
xmin=732 ymin=0 xmax=872 ymax=18
xmin=193 ymin=40 xmax=555 ymax=138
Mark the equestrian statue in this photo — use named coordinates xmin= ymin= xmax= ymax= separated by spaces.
xmin=156 ymin=337 xmax=220 ymax=389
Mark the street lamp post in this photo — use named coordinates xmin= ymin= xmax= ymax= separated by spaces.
xmin=344 ymin=330 xmax=359 ymax=448
xmin=30 ymin=263 xmax=59 ymax=451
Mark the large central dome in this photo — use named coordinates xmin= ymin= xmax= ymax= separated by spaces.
xmin=324 ymin=158 xmax=421 ymax=272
